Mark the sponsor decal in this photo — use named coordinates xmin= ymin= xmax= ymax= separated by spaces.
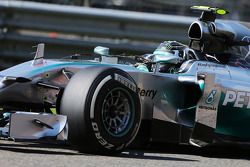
xmin=206 ymin=90 xmax=217 ymax=104
xmin=197 ymin=63 xmax=224 ymax=68
xmin=195 ymin=74 xmax=220 ymax=129
xmin=91 ymin=122 xmax=114 ymax=149
xmin=114 ymin=74 xmax=137 ymax=92
xmin=198 ymin=105 xmax=217 ymax=111
xmin=114 ymin=74 xmax=157 ymax=100
xmin=222 ymin=90 xmax=250 ymax=108
xmin=137 ymin=88 xmax=157 ymax=100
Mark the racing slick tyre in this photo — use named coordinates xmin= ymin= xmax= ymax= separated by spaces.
xmin=60 ymin=67 xmax=141 ymax=154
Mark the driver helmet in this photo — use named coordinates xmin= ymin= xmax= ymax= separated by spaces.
xmin=153 ymin=41 xmax=187 ymax=64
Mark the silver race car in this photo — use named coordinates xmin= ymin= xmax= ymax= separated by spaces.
xmin=0 ymin=6 xmax=250 ymax=154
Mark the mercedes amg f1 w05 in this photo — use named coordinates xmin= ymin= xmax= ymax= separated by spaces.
xmin=0 ymin=6 xmax=250 ymax=154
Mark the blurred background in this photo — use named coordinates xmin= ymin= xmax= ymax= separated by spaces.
xmin=0 ymin=0 xmax=249 ymax=69
xmin=21 ymin=0 xmax=249 ymax=21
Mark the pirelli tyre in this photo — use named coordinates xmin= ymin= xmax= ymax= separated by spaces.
xmin=60 ymin=67 xmax=141 ymax=154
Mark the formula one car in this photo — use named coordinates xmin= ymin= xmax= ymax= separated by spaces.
xmin=0 ymin=6 xmax=250 ymax=154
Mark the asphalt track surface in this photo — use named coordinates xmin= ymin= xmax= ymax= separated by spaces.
xmin=0 ymin=140 xmax=250 ymax=167
xmin=1 ymin=32 xmax=249 ymax=167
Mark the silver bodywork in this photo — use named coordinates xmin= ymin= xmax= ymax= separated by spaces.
xmin=0 ymin=49 xmax=250 ymax=143
xmin=0 ymin=51 xmax=248 ymax=133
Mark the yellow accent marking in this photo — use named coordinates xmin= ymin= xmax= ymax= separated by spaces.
xmin=50 ymin=108 xmax=57 ymax=115
xmin=216 ymin=9 xmax=227 ymax=15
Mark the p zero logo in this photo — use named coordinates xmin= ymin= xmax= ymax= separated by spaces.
xmin=91 ymin=122 xmax=114 ymax=149
xmin=222 ymin=90 xmax=250 ymax=108
xmin=206 ymin=90 xmax=217 ymax=104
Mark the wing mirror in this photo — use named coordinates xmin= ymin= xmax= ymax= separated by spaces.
xmin=94 ymin=46 xmax=118 ymax=64
xmin=94 ymin=46 xmax=110 ymax=56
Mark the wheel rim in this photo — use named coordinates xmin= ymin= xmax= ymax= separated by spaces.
xmin=101 ymin=88 xmax=134 ymax=137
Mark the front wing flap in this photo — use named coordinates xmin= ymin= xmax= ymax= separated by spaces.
xmin=0 ymin=112 xmax=68 ymax=141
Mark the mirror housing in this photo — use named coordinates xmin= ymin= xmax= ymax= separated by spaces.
xmin=94 ymin=46 xmax=110 ymax=56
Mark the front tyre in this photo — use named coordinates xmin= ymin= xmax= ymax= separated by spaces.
xmin=60 ymin=67 xmax=141 ymax=154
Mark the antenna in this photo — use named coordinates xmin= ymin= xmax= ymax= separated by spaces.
xmin=191 ymin=6 xmax=229 ymax=22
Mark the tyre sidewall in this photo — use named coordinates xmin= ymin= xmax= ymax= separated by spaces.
xmin=85 ymin=68 xmax=141 ymax=151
